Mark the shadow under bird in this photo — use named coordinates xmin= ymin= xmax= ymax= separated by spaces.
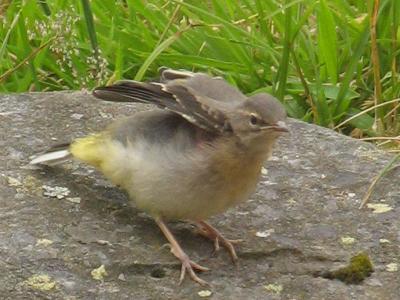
xmin=30 ymin=68 xmax=288 ymax=285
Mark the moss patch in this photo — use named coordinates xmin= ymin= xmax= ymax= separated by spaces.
xmin=318 ymin=252 xmax=374 ymax=284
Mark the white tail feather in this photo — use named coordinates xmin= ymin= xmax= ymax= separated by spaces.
xmin=30 ymin=149 xmax=71 ymax=165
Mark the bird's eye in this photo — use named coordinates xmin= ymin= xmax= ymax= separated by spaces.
xmin=249 ymin=114 xmax=258 ymax=126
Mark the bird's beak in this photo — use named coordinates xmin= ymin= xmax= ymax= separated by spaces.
xmin=272 ymin=120 xmax=289 ymax=132
xmin=261 ymin=121 xmax=289 ymax=132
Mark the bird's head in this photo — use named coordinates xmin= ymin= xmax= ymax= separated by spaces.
xmin=229 ymin=93 xmax=288 ymax=150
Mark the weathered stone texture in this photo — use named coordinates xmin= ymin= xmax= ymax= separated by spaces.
xmin=0 ymin=92 xmax=398 ymax=299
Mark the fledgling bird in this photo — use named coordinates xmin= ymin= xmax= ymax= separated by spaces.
xmin=30 ymin=68 xmax=288 ymax=285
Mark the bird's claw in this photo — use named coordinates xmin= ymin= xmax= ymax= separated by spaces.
xmin=196 ymin=222 xmax=243 ymax=263
xmin=178 ymin=257 xmax=210 ymax=286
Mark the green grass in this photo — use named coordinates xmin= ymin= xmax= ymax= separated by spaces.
xmin=0 ymin=0 xmax=399 ymax=142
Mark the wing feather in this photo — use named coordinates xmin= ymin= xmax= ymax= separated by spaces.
xmin=92 ymin=69 xmax=240 ymax=133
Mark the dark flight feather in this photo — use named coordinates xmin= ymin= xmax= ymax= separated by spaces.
xmin=92 ymin=69 xmax=237 ymax=133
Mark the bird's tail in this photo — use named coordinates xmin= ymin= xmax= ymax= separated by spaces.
xmin=30 ymin=134 xmax=106 ymax=168
xmin=29 ymin=143 xmax=72 ymax=166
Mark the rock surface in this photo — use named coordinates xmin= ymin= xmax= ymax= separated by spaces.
xmin=0 ymin=91 xmax=399 ymax=299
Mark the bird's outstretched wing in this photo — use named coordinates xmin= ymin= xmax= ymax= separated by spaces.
xmin=92 ymin=68 xmax=246 ymax=133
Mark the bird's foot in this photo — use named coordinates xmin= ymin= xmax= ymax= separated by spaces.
xmin=196 ymin=221 xmax=243 ymax=263
xmin=155 ymin=218 xmax=209 ymax=285
xmin=170 ymin=246 xmax=210 ymax=286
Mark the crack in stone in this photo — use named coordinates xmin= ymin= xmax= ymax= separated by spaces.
xmin=239 ymin=247 xmax=342 ymax=263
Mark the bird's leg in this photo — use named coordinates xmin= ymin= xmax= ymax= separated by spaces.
xmin=155 ymin=218 xmax=209 ymax=286
xmin=196 ymin=220 xmax=242 ymax=263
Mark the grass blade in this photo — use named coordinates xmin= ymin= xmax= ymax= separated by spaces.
xmin=37 ymin=0 xmax=51 ymax=16
xmin=370 ymin=0 xmax=383 ymax=129
xmin=360 ymin=153 xmax=400 ymax=208
xmin=134 ymin=26 xmax=191 ymax=81
xmin=0 ymin=38 xmax=54 ymax=83
xmin=81 ymin=0 xmax=99 ymax=56
xmin=317 ymin=0 xmax=338 ymax=84
xmin=334 ymin=22 xmax=370 ymax=117
xmin=334 ymin=98 xmax=400 ymax=129
xmin=274 ymin=0 xmax=293 ymax=100
xmin=0 ymin=9 xmax=21 ymax=63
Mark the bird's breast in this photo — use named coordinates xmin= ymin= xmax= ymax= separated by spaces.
xmin=101 ymin=136 xmax=269 ymax=220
